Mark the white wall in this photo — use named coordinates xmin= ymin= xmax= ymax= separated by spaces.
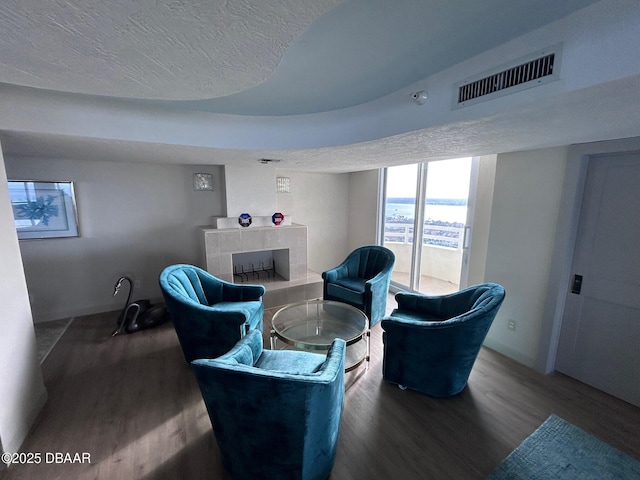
xmin=224 ymin=163 xmax=277 ymax=217
xmin=483 ymin=147 xmax=568 ymax=367
xmin=0 ymin=146 xmax=47 ymax=456
xmin=332 ymin=151 xmax=570 ymax=369
xmin=276 ymin=170 xmax=350 ymax=272
xmin=347 ymin=169 xmax=380 ymax=249
xmin=5 ymin=156 xmax=225 ymax=322
xmin=466 ymin=155 xmax=497 ymax=286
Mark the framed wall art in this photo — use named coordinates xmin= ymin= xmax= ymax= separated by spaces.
xmin=8 ymin=180 xmax=79 ymax=239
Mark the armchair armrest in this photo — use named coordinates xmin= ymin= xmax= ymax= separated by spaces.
xmin=395 ymin=291 xmax=472 ymax=319
xmin=197 ymin=272 xmax=265 ymax=303
xmin=380 ymin=314 xmax=474 ymax=355
xmin=194 ymin=337 xmax=346 ymax=384
xmin=222 ymin=282 xmax=266 ymax=302
xmin=211 ymin=329 xmax=263 ymax=366
xmin=395 ymin=291 xmax=446 ymax=317
xmin=322 ymin=263 xmax=349 ymax=283
xmin=381 ymin=314 xmax=452 ymax=331
xmin=365 ymin=270 xmax=390 ymax=291
xmin=311 ymin=338 xmax=346 ymax=383
xmin=209 ymin=303 xmax=259 ymax=327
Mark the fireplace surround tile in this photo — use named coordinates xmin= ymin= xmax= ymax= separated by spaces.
xmin=240 ymin=229 xmax=266 ymax=252
xmin=218 ymin=231 xmax=241 ymax=254
xmin=202 ymin=224 xmax=308 ymax=284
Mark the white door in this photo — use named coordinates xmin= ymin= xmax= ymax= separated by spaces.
xmin=556 ymin=152 xmax=640 ymax=407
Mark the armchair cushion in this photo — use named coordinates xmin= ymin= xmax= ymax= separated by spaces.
xmin=325 ymin=278 xmax=367 ymax=305
xmin=192 ymin=330 xmax=346 ymax=480
xmin=255 ymin=349 xmax=327 ymax=375
xmin=159 ymin=264 xmax=266 ymax=363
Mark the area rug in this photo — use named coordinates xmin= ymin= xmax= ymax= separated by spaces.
xmin=487 ymin=414 xmax=640 ymax=479
xmin=34 ymin=318 xmax=74 ymax=363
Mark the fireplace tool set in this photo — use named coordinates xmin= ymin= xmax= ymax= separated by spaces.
xmin=233 ymin=261 xmax=275 ymax=283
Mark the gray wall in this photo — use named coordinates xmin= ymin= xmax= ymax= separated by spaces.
xmin=5 ymin=156 xmax=225 ymax=322
xmin=276 ymin=170 xmax=351 ymax=272
xmin=347 ymin=169 xmax=380 ymax=249
xmin=6 ymin=158 xmax=354 ymax=322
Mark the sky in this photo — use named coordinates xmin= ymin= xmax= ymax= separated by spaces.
xmin=386 ymin=157 xmax=472 ymax=199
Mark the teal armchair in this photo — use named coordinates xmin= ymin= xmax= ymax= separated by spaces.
xmin=159 ymin=264 xmax=265 ymax=363
xmin=192 ymin=329 xmax=346 ymax=480
xmin=322 ymin=245 xmax=395 ymax=328
xmin=381 ymin=283 xmax=505 ymax=397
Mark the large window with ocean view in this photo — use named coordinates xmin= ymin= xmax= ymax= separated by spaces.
xmin=382 ymin=158 xmax=474 ymax=295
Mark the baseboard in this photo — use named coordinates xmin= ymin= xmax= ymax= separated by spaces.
xmin=31 ymin=297 xmax=166 ymax=323
xmin=483 ymin=338 xmax=535 ymax=369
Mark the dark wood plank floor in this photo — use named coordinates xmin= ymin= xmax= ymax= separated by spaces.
xmin=2 ymin=307 xmax=639 ymax=480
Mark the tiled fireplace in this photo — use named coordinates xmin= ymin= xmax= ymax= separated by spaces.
xmin=200 ymin=165 xmax=322 ymax=307
xmin=202 ymin=224 xmax=308 ymax=283
xmin=201 ymin=224 xmax=321 ymax=307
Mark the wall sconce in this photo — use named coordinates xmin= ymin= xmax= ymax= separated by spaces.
xmin=193 ymin=173 xmax=214 ymax=191
xmin=276 ymin=177 xmax=291 ymax=193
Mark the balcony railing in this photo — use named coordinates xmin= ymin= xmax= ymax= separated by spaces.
xmin=384 ymin=221 xmax=464 ymax=250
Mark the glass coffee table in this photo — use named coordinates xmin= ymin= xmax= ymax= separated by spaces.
xmin=270 ymin=299 xmax=370 ymax=372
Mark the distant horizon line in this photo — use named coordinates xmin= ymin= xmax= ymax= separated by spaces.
xmin=387 ymin=197 xmax=467 ymax=206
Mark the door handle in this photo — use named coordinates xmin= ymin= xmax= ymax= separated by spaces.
xmin=571 ymin=274 xmax=583 ymax=294
xmin=463 ymin=226 xmax=471 ymax=249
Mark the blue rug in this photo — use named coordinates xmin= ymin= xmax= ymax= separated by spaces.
xmin=487 ymin=414 xmax=640 ymax=479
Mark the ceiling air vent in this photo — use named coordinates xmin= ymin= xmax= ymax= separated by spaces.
xmin=455 ymin=45 xmax=561 ymax=108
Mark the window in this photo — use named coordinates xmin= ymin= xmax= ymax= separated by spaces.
xmin=381 ymin=158 xmax=475 ymax=294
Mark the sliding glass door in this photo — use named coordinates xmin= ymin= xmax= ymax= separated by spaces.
xmin=381 ymin=163 xmax=419 ymax=288
xmin=381 ymin=158 xmax=475 ymax=295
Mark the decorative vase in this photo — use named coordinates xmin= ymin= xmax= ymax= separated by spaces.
xmin=238 ymin=213 xmax=252 ymax=228
xmin=272 ymin=212 xmax=285 ymax=226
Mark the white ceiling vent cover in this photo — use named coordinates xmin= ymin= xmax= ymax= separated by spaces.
xmin=454 ymin=45 xmax=562 ymax=108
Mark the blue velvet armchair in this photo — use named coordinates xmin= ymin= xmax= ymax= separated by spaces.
xmin=158 ymin=264 xmax=265 ymax=363
xmin=381 ymin=283 xmax=505 ymax=397
xmin=322 ymin=245 xmax=395 ymax=328
xmin=192 ymin=329 xmax=346 ymax=480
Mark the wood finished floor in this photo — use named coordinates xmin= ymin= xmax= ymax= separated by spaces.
xmin=2 ymin=307 xmax=639 ymax=480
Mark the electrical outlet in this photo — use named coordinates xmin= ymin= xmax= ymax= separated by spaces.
xmin=508 ymin=319 xmax=516 ymax=331
xmin=134 ymin=279 xmax=141 ymax=289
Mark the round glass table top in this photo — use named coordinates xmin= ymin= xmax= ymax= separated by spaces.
xmin=271 ymin=299 xmax=368 ymax=350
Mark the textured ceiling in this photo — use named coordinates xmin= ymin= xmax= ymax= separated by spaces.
xmin=0 ymin=0 xmax=340 ymax=100
xmin=0 ymin=0 xmax=638 ymax=172
xmin=1 ymin=0 xmax=597 ymax=111
xmin=184 ymin=0 xmax=602 ymax=115
xmin=3 ymin=74 xmax=639 ymax=173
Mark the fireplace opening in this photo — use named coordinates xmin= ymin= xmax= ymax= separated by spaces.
xmin=232 ymin=249 xmax=290 ymax=283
